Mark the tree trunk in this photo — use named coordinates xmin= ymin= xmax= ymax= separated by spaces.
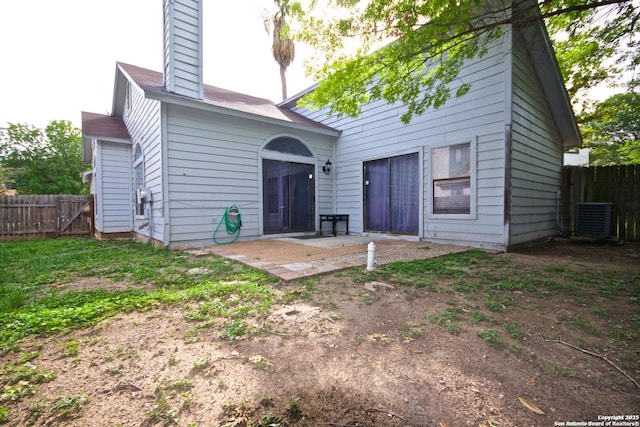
xmin=280 ymin=66 xmax=288 ymax=100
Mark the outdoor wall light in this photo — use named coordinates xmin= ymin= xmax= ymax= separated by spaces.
xmin=322 ymin=159 xmax=332 ymax=175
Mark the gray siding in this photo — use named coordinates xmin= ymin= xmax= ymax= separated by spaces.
xmin=509 ymin=30 xmax=563 ymax=246
xmin=293 ymin=38 xmax=509 ymax=250
xmin=97 ymin=141 xmax=132 ymax=233
xmin=164 ymin=105 xmax=333 ymax=248
xmin=163 ymin=0 xmax=203 ymax=99
xmin=124 ymin=82 xmax=163 ymax=243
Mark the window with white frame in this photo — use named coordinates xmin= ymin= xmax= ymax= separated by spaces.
xmin=432 ymin=142 xmax=471 ymax=214
xmin=126 ymin=82 xmax=131 ymax=112
xmin=133 ymin=144 xmax=145 ymax=217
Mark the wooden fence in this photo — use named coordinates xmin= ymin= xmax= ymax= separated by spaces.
xmin=563 ymin=165 xmax=639 ymax=241
xmin=0 ymin=195 xmax=94 ymax=241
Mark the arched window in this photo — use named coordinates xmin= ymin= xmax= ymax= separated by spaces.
xmin=263 ymin=136 xmax=313 ymax=157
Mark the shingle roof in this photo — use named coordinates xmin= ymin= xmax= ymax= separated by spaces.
xmin=81 ymin=111 xmax=131 ymax=163
xmin=81 ymin=111 xmax=131 ymax=140
xmin=116 ymin=62 xmax=338 ymax=134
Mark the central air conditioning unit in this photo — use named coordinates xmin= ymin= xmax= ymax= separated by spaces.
xmin=574 ymin=203 xmax=615 ymax=239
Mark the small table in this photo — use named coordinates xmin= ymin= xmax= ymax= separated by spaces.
xmin=320 ymin=214 xmax=349 ymax=236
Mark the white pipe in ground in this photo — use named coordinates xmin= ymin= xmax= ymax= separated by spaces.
xmin=366 ymin=241 xmax=376 ymax=271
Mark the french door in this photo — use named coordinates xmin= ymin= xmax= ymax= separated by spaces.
xmin=263 ymin=159 xmax=315 ymax=234
xmin=364 ymin=153 xmax=419 ymax=234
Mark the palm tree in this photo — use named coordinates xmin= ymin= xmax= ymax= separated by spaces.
xmin=267 ymin=1 xmax=295 ymax=100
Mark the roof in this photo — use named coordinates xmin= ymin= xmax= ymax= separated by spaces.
xmin=80 ymin=111 xmax=131 ymax=163
xmin=81 ymin=111 xmax=131 ymax=140
xmin=114 ymin=62 xmax=339 ymax=136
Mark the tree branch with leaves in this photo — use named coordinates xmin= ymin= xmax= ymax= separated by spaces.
xmin=0 ymin=121 xmax=88 ymax=195
xmin=293 ymin=0 xmax=638 ymax=123
xmin=578 ymin=92 xmax=640 ymax=164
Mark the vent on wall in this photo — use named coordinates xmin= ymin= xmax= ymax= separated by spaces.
xmin=574 ymin=203 xmax=615 ymax=239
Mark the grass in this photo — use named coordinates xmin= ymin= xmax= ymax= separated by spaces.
xmin=549 ymin=362 xmax=576 ymax=377
xmin=0 ymin=238 xmax=285 ymax=425
xmin=503 ymin=320 xmax=524 ymax=340
xmin=254 ymin=415 xmax=285 ymax=427
xmin=1 ymin=238 xmax=638 ymax=425
xmin=49 ymin=394 xmax=90 ymax=419
xmin=427 ymin=306 xmax=465 ymax=335
xmin=364 ymin=246 xmax=638 ymax=354
xmin=191 ymin=357 xmax=211 ymax=373
xmin=570 ymin=314 xmax=600 ymax=335
xmin=4 ymin=239 xmax=634 ymax=355
xmin=367 ymin=247 xmax=638 ymax=307
xmin=285 ymin=395 xmax=304 ymax=420
xmin=0 ymin=238 xmax=279 ymax=353
xmin=0 ymin=361 xmax=56 ymax=405
xmin=149 ymin=379 xmax=193 ymax=422
xmin=399 ymin=322 xmax=424 ymax=341
xmin=477 ymin=329 xmax=502 ymax=347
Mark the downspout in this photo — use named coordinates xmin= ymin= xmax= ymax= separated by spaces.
xmin=148 ymin=199 xmax=153 ymax=244
xmin=161 ymin=104 xmax=171 ymax=247
xmin=95 ymin=140 xmax=104 ymax=233
xmin=331 ymin=136 xmax=337 ymax=214
xmin=503 ymin=18 xmax=514 ymax=251
xmin=504 ymin=124 xmax=512 ymax=250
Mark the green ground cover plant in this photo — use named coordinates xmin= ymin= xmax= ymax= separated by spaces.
xmin=0 ymin=238 xmax=279 ymax=353
xmin=359 ymin=247 xmax=639 ymax=353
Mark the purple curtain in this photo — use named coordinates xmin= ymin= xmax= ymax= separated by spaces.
xmin=391 ymin=154 xmax=419 ymax=234
xmin=365 ymin=153 xmax=419 ymax=234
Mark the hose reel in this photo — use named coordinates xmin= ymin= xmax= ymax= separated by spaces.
xmin=213 ymin=205 xmax=242 ymax=244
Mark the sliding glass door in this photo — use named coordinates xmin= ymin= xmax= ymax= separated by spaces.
xmin=263 ymin=159 xmax=315 ymax=234
xmin=364 ymin=153 xmax=419 ymax=234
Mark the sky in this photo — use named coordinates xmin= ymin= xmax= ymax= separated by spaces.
xmin=0 ymin=0 xmax=315 ymax=129
xmin=0 ymin=1 xmax=625 ymax=131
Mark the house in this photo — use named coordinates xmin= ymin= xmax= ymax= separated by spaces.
xmin=82 ymin=0 xmax=581 ymax=252
xmin=564 ymin=148 xmax=590 ymax=166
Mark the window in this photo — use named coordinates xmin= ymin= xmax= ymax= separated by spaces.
xmin=126 ymin=82 xmax=131 ymax=112
xmin=133 ymin=144 xmax=145 ymax=217
xmin=263 ymin=136 xmax=313 ymax=157
xmin=364 ymin=153 xmax=419 ymax=234
xmin=262 ymin=159 xmax=315 ymax=233
xmin=432 ymin=143 xmax=471 ymax=214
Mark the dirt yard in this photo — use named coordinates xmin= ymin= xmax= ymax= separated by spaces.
xmin=3 ymin=238 xmax=640 ymax=426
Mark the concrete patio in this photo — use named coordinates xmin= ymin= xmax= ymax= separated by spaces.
xmin=188 ymin=235 xmax=469 ymax=281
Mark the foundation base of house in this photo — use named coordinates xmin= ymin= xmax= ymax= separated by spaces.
xmin=94 ymin=231 xmax=133 ymax=241
xmin=133 ymin=232 xmax=165 ymax=247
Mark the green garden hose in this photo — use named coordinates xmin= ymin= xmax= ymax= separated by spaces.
xmin=213 ymin=205 xmax=242 ymax=244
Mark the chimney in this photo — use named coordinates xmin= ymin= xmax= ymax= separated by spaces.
xmin=163 ymin=0 xmax=204 ymax=99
